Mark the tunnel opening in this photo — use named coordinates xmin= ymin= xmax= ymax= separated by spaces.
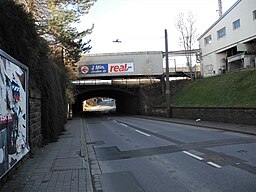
xmin=82 ymin=97 xmax=116 ymax=114
xmin=72 ymin=87 xmax=140 ymax=116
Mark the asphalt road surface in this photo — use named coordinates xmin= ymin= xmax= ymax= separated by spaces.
xmin=83 ymin=113 xmax=256 ymax=192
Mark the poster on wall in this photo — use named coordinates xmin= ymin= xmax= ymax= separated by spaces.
xmin=0 ymin=49 xmax=29 ymax=179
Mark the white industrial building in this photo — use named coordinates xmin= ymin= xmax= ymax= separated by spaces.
xmin=198 ymin=0 xmax=256 ymax=77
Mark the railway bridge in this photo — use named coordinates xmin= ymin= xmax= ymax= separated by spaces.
xmin=71 ymin=50 xmax=199 ymax=115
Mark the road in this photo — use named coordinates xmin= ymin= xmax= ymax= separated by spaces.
xmin=83 ymin=113 xmax=256 ymax=192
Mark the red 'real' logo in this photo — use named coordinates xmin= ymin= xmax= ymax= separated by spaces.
xmin=81 ymin=66 xmax=89 ymax=74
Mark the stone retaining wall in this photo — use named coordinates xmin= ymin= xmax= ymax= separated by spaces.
xmin=29 ymin=90 xmax=42 ymax=151
xmin=172 ymin=107 xmax=256 ymax=126
xmin=149 ymin=106 xmax=256 ymax=126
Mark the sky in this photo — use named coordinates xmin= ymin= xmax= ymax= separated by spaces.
xmin=77 ymin=0 xmax=238 ymax=54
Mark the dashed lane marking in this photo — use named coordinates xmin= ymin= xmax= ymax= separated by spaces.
xmin=207 ymin=161 xmax=222 ymax=168
xmin=182 ymin=151 xmax=203 ymax=161
xmin=135 ymin=130 xmax=151 ymax=137
xmin=120 ymin=123 xmax=128 ymax=127
xmin=183 ymin=151 xmax=222 ymax=168
xmin=112 ymin=120 xmax=224 ymax=169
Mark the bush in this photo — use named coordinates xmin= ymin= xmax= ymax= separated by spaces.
xmin=0 ymin=0 xmax=67 ymax=143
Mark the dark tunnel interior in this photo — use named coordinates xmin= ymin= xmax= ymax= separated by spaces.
xmin=72 ymin=87 xmax=139 ymax=116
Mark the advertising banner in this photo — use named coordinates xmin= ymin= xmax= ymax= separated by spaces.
xmin=79 ymin=62 xmax=134 ymax=75
xmin=0 ymin=50 xmax=29 ymax=179
xmin=77 ymin=51 xmax=163 ymax=78
xmin=80 ymin=64 xmax=108 ymax=75
xmin=108 ymin=62 xmax=134 ymax=73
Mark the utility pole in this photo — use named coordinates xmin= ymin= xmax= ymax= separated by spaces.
xmin=165 ymin=29 xmax=171 ymax=118
xmin=218 ymin=0 xmax=223 ymax=17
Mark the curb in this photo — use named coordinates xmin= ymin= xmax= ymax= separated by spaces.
xmin=81 ymin=118 xmax=94 ymax=192
xmin=81 ymin=118 xmax=103 ymax=192
xmin=132 ymin=115 xmax=256 ymax=136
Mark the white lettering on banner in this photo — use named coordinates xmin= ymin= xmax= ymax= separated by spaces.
xmin=109 ymin=63 xmax=134 ymax=73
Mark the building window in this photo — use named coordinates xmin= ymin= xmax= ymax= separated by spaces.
xmin=204 ymin=35 xmax=212 ymax=46
xmin=233 ymin=19 xmax=240 ymax=30
xmin=217 ymin=27 xmax=226 ymax=39
xmin=253 ymin=10 xmax=256 ymax=20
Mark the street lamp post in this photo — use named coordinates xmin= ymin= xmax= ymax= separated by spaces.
xmin=165 ymin=29 xmax=171 ymax=118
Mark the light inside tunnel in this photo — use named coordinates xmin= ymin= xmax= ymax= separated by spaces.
xmin=83 ymin=97 xmax=116 ymax=113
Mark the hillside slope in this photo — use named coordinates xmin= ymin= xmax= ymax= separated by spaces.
xmin=171 ymin=69 xmax=256 ymax=107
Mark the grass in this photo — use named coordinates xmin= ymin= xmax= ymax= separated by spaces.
xmin=171 ymin=69 xmax=256 ymax=107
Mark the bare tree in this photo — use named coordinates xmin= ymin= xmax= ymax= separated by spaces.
xmin=175 ymin=11 xmax=198 ymax=81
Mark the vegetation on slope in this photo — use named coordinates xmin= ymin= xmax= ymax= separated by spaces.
xmin=0 ymin=1 xmax=66 ymax=143
xmin=171 ymin=69 xmax=256 ymax=107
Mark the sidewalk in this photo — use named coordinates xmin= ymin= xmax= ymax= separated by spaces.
xmin=135 ymin=115 xmax=256 ymax=136
xmin=0 ymin=118 xmax=92 ymax=192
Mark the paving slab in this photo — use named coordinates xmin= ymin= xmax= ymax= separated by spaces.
xmin=0 ymin=118 xmax=90 ymax=192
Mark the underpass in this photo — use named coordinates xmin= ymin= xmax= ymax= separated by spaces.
xmin=71 ymin=50 xmax=200 ymax=116
xmin=73 ymin=84 xmax=140 ymax=114
xmin=72 ymin=51 xmax=164 ymax=115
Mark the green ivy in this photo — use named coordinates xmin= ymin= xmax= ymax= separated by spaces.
xmin=0 ymin=0 xmax=67 ymax=143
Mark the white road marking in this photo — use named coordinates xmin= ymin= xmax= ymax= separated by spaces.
xmin=120 ymin=123 xmax=128 ymax=127
xmin=182 ymin=151 xmax=203 ymax=161
xmin=182 ymin=151 xmax=222 ymax=168
xmin=113 ymin=120 xmax=117 ymax=123
xmin=135 ymin=130 xmax=151 ymax=137
xmin=207 ymin=161 xmax=222 ymax=168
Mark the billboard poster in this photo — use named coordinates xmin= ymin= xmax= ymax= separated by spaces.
xmin=79 ymin=62 xmax=134 ymax=75
xmin=0 ymin=50 xmax=29 ymax=179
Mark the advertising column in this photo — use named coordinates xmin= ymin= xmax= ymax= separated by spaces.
xmin=0 ymin=50 xmax=29 ymax=178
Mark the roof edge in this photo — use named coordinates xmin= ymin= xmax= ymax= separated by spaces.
xmin=198 ymin=0 xmax=242 ymax=40
xmin=83 ymin=51 xmax=163 ymax=57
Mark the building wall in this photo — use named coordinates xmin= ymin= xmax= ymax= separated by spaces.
xmin=199 ymin=0 xmax=256 ymax=77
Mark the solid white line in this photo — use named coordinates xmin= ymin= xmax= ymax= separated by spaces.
xmin=182 ymin=151 xmax=203 ymax=161
xmin=113 ymin=120 xmax=117 ymax=123
xmin=120 ymin=123 xmax=128 ymax=127
xmin=135 ymin=130 xmax=151 ymax=137
xmin=207 ymin=161 xmax=222 ymax=168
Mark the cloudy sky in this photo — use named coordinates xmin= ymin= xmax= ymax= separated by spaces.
xmin=78 ymin=0 xmax=238 ymax=54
